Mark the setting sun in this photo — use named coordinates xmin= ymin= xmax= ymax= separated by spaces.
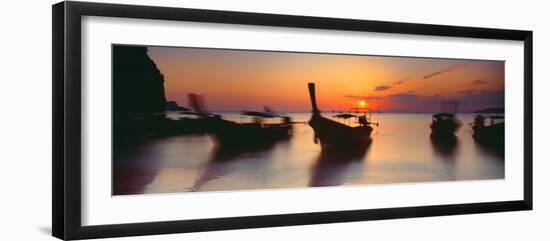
xmin=359 ymin=100 xmax=366 ymax=107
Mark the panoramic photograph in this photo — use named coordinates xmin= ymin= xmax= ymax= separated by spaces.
xmin=112 ymin=45 xmax=505 ymax=195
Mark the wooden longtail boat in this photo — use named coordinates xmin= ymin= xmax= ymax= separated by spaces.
xmin=188 ymin=94 xmax=292 ymax=147
xmin=307 ymin=83 xmax=376 ymax=147
xmin=430 ymin=100 xmax=462 ymax=139
xmin=471 ymin=114 xmax=504 ymax=150
xmin=430 ymin=113 xmax=462 ymax=138
xmin=470 ymin=108 xmax=504 ymax=151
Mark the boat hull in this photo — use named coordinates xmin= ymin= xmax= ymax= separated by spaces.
xmin=309 ymin=115 xmax=373 ymax=148
xmin=207 ymin=118 xmax=292 ymax=147
xmin=430 ymin=118 xmax=461 ymax=138
xmin=473 ymin=122 xmax=504 ymax=150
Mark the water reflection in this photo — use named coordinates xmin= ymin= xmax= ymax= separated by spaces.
xmin=191 ymin=140 xmax=288 ymax=192
xmin=112 ymin=113 xmax=505 ymax=195
xmin=113 ymin=144 xmax=162 ymax=195
xmin=430 ymin=135 xmax=459 ymax=158
xmin=430 ymin=135 xmax=459 ymax=180
xmin=309 ymin=140 xmax=371 ymax=187
xmin=473 ymin=139 xmax=505 ymax=160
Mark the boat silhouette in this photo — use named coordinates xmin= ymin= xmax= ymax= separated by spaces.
xmin=307 ymin=83 xmax=377 ymax=148
xmin=471 ymin=114 xmax=504 ymax=151
xmin=430 ymin=100 xmax=462 ymax=139
xmin=188 ymin=94 xmax=293 ymax=147
xmin=430 ymin=113 xmax=462 ymax=139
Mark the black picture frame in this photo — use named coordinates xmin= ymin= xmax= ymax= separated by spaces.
xmin=52 ymin=1 xmax=533 ymax=240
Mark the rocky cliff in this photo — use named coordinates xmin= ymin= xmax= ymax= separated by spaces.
xmin=113 ymin=45 xmax=166 ymax=113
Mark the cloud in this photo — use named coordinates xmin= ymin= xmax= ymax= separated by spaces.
xmin=393 ymin=81 xmax=404 ymax=85
xmin=389 ymin=93 xmax=418 ymax=100
xmin=472 ymin=79 xmax=488 ymax=85
xmin=374 ymin=85 xmax=391 ymax=91
xmin=458 ymin=89 xmax=476 ymax=95
xmin=423 ymin=64 xmax=463 ymax=79
xmin=366 ymin=96 xmax=383 ymax=100
xmin=344 ymin=95 xmax=383 ymax=101
xmin=453 ymin=89 xmax=505 ymax=112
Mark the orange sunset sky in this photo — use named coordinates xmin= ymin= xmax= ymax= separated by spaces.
xmin=148 ymin=46 xmax=504 ymax=113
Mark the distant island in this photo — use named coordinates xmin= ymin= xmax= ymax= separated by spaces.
xmin=474 ymin=107 xmax=505 ymax=114
xmin=165 ymin=101 xmax=190 ymax=111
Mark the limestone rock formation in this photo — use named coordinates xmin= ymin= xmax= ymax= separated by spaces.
xmin=113 ymin=45 xmax=166 ymax=114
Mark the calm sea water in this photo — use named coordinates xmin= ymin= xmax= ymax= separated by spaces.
xmin=113 ymin=112 xmax=504 ymax=195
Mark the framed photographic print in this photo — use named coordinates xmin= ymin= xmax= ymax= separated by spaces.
xmin=52 ymin=1 xmax=533 ymax=240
